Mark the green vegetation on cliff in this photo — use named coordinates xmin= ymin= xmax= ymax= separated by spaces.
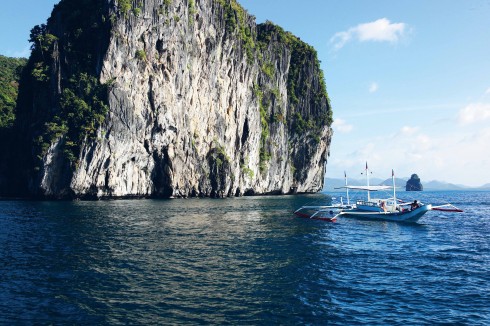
xmin=215 ymin=0 xmax=256 ymax=63
xmin=17 ymin=0 xmax=111 ymax=170
xmin=117 ymin=0 xmax=132 ymax=17
xmin=252 ymin=84 xmax=272 ymax=172
xmin=258 ymin=21 xmax=332 ymax=140
xmin=0 ymin=55 xmax=27 ymax=195
xmin=0 ymin=56 xmax=26 ymax=129
xmin=256 ymin=21 xmax=332 ymax=180
xmin=257 ymin=21 xmax=331 ymax=119
xmin=188 ymin=0 xmax=196 ymax=24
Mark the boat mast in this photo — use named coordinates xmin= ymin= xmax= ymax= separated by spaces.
xmin=344 ymin=171 xmax=350 ymax=205
xmin=366 ymin=162 xmax=370 ymax=201
xmin=392 ymin=169 xmax=397 ymax=205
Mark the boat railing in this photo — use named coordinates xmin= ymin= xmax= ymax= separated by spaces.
xmin=356 ymin=199 xmax=400 ymax=213
xmin=356 ymin=200 xmax=378 ymax=207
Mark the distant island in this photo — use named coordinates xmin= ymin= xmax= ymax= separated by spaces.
xmin=406 ymin=174 xmax=423 ymax=191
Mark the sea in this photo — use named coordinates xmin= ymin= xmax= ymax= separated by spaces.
xmin=0 ymin=190 xmax=489 ymax=325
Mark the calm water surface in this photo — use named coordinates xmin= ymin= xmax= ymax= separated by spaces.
xmin=1 ymin=191 xmax=489 ymax=324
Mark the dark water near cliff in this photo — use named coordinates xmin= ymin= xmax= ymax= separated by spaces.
xmin=1 ymin=191 xmax=489 ymax=325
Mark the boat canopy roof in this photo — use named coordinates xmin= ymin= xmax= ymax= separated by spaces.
xmin=336 ymin=185 xmax=394 ymax=191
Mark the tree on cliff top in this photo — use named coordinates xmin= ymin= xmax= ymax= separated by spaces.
xmin=0 ymin=55 xmax=26 ymax=129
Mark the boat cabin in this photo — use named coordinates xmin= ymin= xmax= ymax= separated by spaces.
xmin=356 ymin=199 xmax=398 ymax=213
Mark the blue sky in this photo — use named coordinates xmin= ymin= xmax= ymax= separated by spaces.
xmin=1 ymin=0 xmax=489 ymax=186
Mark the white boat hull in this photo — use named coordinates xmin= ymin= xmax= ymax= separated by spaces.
xmin=341 ymin=204 xmax=432 ymax=222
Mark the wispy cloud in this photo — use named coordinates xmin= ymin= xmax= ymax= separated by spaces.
xmin=330 ymin=18 xmax=408 ymax=50
xmin=400 ymin=126 xmax=419 ymax=136
xmin=329 ymin=125 xmax=490 ymax=186
xmin=332 ymin=118 xmax=353 ymax=133
xmin=485 ymin=87 xmax=490 ymax=95
xmin=369 ymin=82 xmax=379 ymax=93
xmin=458 ymin=103 xmax=490 ymax=125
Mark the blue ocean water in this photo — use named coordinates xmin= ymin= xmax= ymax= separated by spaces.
xmin=0 ymin=191 xmax=489 ymax=324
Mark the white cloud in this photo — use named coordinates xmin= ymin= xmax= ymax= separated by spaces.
xmin=328 ymin=126 xmax=490 ymax=187
xmin=400 ymin=126 xmax=419 ymax=136
xmin=485 ymin=88 xmax=490 ymax=95
xmin=330 ymin=18 xmax=408 ymax=50
xmin=327 ymin=105 xmax=490 ymax=187
xmin=357 ymin=18 xmax=407 ymax=42
xmin=369 ymin=82 xmax=379 ymax=93
xmin=458 ymin=103 xmax=490 ymax=125
xmin=332 ymin=118 xmax=353 ymax=133
xmin=330 ymin=31 xmax=352 ymax=51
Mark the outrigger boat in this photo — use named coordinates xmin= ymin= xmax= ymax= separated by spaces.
xmin=294 ymin=164 xmax=463 ymax=223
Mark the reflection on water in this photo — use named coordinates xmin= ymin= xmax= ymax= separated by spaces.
xmin=0 ymin=192 xmax=489 ymax=324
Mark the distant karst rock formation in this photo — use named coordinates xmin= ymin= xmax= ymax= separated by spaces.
xmin=406 ymin=174 xmax=423 ymax=191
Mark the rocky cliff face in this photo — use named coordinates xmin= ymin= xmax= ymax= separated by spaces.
xmin=10 ymin=0 xmax=332 ymax=199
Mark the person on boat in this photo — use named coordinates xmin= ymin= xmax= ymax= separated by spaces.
xmin=380 ymin=201 xmax=387 ymax=212
xmin=410 ymin=200 xmax=419 ymax=211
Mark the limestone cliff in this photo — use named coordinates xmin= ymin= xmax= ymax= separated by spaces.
xmin=10 ymin=0 xmax=332 ymax=199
